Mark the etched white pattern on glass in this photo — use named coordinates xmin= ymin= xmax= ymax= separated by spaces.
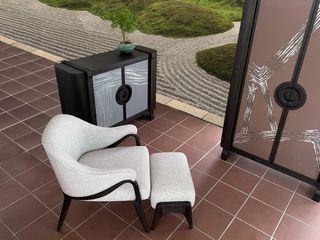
xmin=93 ymin=68 xmax=123 ymax=127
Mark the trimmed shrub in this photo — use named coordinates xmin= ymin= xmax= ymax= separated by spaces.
xmin=196 ymin=43 xmax=236 ymax=82
xmin=138 ymin=1 xmax=233 ymax=38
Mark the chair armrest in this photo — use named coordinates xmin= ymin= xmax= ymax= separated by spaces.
xmin=107 ymin=134 xmax=141 ymax=148
xmin=58 ymin=164 xmax=137 ymax=198
xmin=86 ymin=124 xmax=138 ymax=151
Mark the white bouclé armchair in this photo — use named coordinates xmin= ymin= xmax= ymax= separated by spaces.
xmin=41 ymin=114 xmax=150 ymax=232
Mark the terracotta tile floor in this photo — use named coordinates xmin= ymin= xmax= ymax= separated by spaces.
xmin=0 ymin=41 xmax=320 ymax=240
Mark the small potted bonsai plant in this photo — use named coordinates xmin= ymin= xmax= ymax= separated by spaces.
xmin=109 ymin=7 xmax=137 ymax=54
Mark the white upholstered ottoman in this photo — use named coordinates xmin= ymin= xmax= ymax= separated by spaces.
xmin=150 ymin=152 xmax=195 ymax=230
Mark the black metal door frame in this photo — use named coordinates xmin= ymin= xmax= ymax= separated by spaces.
xmin=221 ymin=0 xmax=320 ymax=201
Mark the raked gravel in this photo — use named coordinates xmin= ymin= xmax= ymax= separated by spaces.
xmin=0 ymin=0 xmax=240 ymax=117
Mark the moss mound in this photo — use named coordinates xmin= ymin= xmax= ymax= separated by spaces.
xmin=196 ymin=43 xmax=236 ymax=82
xmin=138 ymin=1 xmax=233 ymax=38
xmin=40 ymin=0 xmax=241 ymax=38
xmin=41 ymin=0 xmax=92 ymax=9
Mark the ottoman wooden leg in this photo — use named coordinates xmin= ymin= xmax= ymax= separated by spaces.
xmin=151 ymin=202 xmax=193 ymax=230
xmin=151 ymin=204 xmax=163 ymax=230
xmin=185 ymin=203 xmax=193 ymax=229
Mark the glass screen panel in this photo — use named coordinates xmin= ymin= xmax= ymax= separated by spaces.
xmin=274 ymin=5 xmax=320 ymax=180
xmin=233 ymin=0 xmax=313 ymax=160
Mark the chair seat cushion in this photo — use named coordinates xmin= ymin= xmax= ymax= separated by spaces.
xmin=150 ymin=152 xmax=195 ymax=208
xmin=79 ymin=146 xmax=150 ymax=201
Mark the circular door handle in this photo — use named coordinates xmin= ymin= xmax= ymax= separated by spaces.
xmin=116 ymin=84 xmax=132 ymax=105
xmin=274 ymin=82 xmax=306 ymax=110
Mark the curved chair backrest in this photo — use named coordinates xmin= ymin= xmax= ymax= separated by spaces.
xmin=42 ymin=114 xmax=105 ymax=160
xmin=41 ymin=114 xmax=126 ymax=196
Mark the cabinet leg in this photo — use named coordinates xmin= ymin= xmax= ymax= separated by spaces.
xmin=313 ymin=187 xmax=320 ymax=202
xmin=221 ymin=149 xmax=230 ymax=161
xmin=146 ymin=112 xmax=154 ymax=121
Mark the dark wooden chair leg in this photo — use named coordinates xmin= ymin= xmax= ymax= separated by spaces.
xmin=151 ymin=205 xmax=163 ymax=230
xmin=131 ymin=181 xmax=150 ymax=233
xmin=184 ymin=203 xmax=193 ymax=229
xmin=57 ymin=195 xmax=72 ymax=231
xmin=134 ymin=200 xmax=150 ymax=233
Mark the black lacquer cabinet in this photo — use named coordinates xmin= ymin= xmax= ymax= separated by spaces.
xmin=55 ymin=46 xmax=157 ymax=127
xmin=221 ymin=0 xmax=320 ymax=201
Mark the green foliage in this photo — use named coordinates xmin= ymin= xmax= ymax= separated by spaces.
xmin=105 ymin=7 xmax=137 ymax=42
xmin=196 ymin=43 xmax=236 ymax=82
xmin=185 ymin=0 xmax=243 ymax=21
xmin=39 ymin=0 xmax=243 ymax=38
xmin=40 ymin=0 xmax=92 ymax=9
xmin=138 ymin=1 xmax=233 ymax=38
xmin=121 ymin=0 xmax=158 ymax=11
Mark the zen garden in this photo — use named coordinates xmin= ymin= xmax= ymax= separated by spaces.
xmin=40 ymin=0 xmax=244 ymax=82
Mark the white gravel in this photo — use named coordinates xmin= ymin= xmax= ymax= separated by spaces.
xmin=0 ymin=0 xmax=240 ymax=116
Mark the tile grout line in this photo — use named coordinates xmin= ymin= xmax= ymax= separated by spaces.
xmin=0 ymin=65 xmax=57 ymax=92
xmin=217 ymin=170 xmax=271 ymax=240
xmin=112 ymin=225 xmax=132 ymax=240
xmin=0 ymin=56 xmax=53 ymax=72
xmin=61 ymin=230 xmax=86 ymax=240
xmin=0 ymin=113 xmax=54 ymax=159
xmin=0 ymin=63 xmax=51 ymax=83
xmin=2 ymin=105 xmax=317 ymax=238
xmin=57 ymin=201 xmax=112 ymax=240
xmin=2 ymin=161 xmax=315 ymax=239
xmin=202 ymin=198 xmax=237 ymax=217
xmin=1 ymin=64 xmax=54 ymax=83
xmin=109 ymin=206 xmax=153 ymax=240
xmin=195 ymin=157 xmax=301 ymax=196
xmin=135 ymin=108 xmax=212 ymax=155
xmin=270 ymin=182 xmax=299 ymax=239
xmin=191 ymin=167 xmax=300 ymax=219
xmin=63 ymin=205 xmax=121 ymax=240
xmin=188 ymin=142 xmax=221 ymax=169
xmin=145 ymin=115 xmax=210 ymax=152
xmin=0 ymin=166 xmax=70 ymax=236
xmin=3 ymin=39 xmax=318 ymax=239
xmin=281 ymin=211 xmax=320 ymax=235
xmin=0 ymin=160 xmax=48 ymax=194
xmin=0 ymin=48 xmax=41 ymax=63
xmin=0 ymin=165 xmax=57 ymax=211
xmin=1 ymin=101 xmax=59 ymax=134
xmin=138 ymin=106 xmax=208 ymax=134
xmin=1 ymin=36 xmax=226 ymax=127
xmin=166 ymin=150 xmax=240 ymax=240
xmin=1 ymin=85 xmax=59 ymax=116
xmin=0 ymin=216 xmax=16 ymax=238
xmin=0 ymin=105 xmax=208 ymax=239
xmin=234 ymin=217 xmax=275 ymax=239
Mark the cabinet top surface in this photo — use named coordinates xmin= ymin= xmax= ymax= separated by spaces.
xmin=64 ymin=48 xmax=149 ymax=75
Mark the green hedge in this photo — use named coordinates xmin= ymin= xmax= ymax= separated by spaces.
xmin=138 ymin=1 xmax=233 ymax=38
xmin=196 ymin=43 xmax=236 ymax=82
xmin=40 ymin=0 xmax=242 ymax=38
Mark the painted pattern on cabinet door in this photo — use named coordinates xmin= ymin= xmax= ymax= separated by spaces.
xmin=93 ymin=68 xmax=123 ymax=127
xmin=125 ymin=60 xmax=149 ymax=118
xmin=233 ymin=0 xmax=315 ymax=160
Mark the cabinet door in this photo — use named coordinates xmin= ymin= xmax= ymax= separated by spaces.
xmin=232 ymin=0 xmax=314 ymax=161
xmin=273 ymin=5 xmax=320 ymax=180
xmin=92 ymin=68 xmax=123 ymax=127
xmin=125 ymin=60 xmax=148 ymax=118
